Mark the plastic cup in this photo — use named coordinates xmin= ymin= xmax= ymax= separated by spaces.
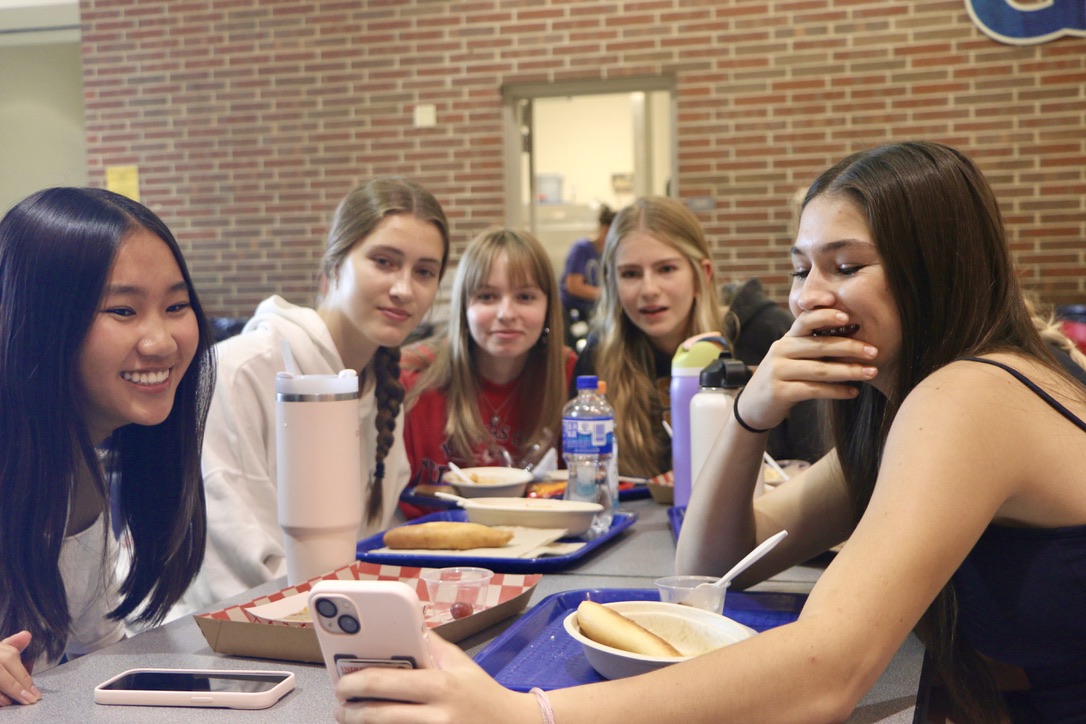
xmin=654 ymin=575 xmax=728 ymax=614
xmin=421 ymin=567 xmax=494 ymax=621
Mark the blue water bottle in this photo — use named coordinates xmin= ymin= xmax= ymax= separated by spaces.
xmin=562 ymin=375 xmax=614 ymax=534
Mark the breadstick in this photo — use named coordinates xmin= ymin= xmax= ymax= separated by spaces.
xmin=382 ymin=521 xmax=513 ymax=550
xmin=575 ymin=600 xmax=681 ymax=657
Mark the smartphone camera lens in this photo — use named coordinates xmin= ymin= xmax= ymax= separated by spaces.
xmin=315 ymin=597 xmax=338 ymax=620
xmin=338 ymin=614 xmax=360 ymax=634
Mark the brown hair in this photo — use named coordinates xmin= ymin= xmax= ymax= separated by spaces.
xmin=323 ymin=178 xmax=450 ymax=522
xmin=807 ymin=141 xmax=1083 ymax=720
xmin=408 ymin=228 xmax=566 ymax=462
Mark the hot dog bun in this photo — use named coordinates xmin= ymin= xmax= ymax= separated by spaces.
xmin=575 ymin=600 xmax=681 ymax=657
xmin=382 ymin=521 xmax=514 ymax=550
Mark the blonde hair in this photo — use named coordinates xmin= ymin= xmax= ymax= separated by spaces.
xmin=409 ymin=228 xmax=567 ymax=461
xmin=592 ymin=196 xmax=726 ymax=477
xmin=1026 ymin=296 xmax=1086 ymax=371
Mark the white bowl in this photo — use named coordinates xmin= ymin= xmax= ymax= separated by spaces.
xmin=563 ymin=600 xmax=756 ymax=679
xmin=441 ymin=467 xmax=533 ymax=498
xmin=458 ymin=497 xmax=602 ymax=536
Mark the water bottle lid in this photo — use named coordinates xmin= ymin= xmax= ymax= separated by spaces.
xmin=672 ymin=334 xmax=729 ymax=372
xmin=575 ymin=375 xmax=599 ymax=390
xmin=276 ymin=370 xmax=360 ymax=399
xmin=699 ymin=352 xmax=752 ymax=388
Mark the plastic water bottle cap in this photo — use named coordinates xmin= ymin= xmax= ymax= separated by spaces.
xmin=576 ymin=375 xmax=599 ymax=390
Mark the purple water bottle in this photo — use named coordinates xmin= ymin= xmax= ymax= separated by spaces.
xmin=670 ymin=336 xmax=727 ymax=507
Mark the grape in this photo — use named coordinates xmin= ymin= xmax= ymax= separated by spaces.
xmin=450 ymin=602 xmax=474 ymax=619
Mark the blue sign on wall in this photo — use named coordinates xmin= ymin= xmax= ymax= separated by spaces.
xmin=966 ymin=0 xmax=1086 ymax=45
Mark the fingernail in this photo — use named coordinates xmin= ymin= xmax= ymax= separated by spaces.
xmin=30 ymin=686 xmax=41 ymax=698
xmin=864 ymin=345 xmax=877 ymax=357
xmin=18 ymin=690 xmax=35 ymax=705
xmin=862 ymin=367 xmax=877 ymax=378
xmin=835 ymin=312 xmax=848 ymax=322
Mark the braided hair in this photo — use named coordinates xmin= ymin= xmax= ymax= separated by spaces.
xmin=368 ymin=345 xmax=404 ymax=522
xmin=320 ymin=178 xmax=450 ymax=522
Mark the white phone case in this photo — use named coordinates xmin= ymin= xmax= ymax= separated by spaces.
xmin=93 ymin=668 xmax=295 ymax=709
xmin=308 ymin=579 xmax=435 ymax=687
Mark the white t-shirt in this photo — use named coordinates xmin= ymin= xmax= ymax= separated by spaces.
xmin=33 ymin=515 xmax=126 ymax=671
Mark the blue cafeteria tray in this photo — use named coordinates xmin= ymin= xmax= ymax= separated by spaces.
xmin=474 ymin=587 xmax=806 ymax=691
xmin=356 ymin=509 xmax=638 ymax=573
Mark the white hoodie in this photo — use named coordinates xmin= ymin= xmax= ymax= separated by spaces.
xmin=174 ymin=296 xmax=408 ymax=617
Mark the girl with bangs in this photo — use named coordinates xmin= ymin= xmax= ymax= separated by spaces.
xmin=574 ymin=196 xmax=823 ymax=479
xmin=401 ymin=228 xmax=576 ymax=488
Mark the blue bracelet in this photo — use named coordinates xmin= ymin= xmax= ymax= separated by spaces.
xmin=733 ymin=387 xmax=772 ymax=434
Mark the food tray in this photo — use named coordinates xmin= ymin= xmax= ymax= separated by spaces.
xmin=194 ymin=560 xmax=540 ymax=664
xmin=668 ymin=505 xmax=686 ymax=542
xmin=473 ymin=588 xmax=806 ymax=691
xmin=356 ymin=509 xmax=637 ymax=573
xmin=400 ymin=481 xmax=649 ymax=510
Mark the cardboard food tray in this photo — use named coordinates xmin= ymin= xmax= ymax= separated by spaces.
xmin=194 ymin=560 xmax=541 ymax=665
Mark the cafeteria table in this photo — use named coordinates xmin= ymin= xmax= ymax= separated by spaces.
xmin=16 ymin=497 xmax=925 ymax=722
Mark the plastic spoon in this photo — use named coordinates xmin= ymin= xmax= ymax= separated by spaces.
xmin=695 ymin=529 xmax=789 ymax=591
xmin=762 ymin=452 xmax=789 ymax=482
xmin=445 ymin=461 xmax=475 ymax=486
xmin=434 ymin=490 xmax=471 ymax=506
xmin=445 ymin=462 xmax=475 ymax=484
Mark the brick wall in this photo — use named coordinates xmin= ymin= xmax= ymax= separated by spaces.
xmin=80 ymin=0 xmax=1086 ymax=318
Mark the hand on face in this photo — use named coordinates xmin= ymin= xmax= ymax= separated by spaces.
xmin=0 ymin=631 xmax=39 ymax=707
xmin=738 ymin=310 xmax=880 ymax=432
xmin=734 ymin=193 xmax=901 ymax=431
xmin=332 ymin=634 xmax=531 ymax=723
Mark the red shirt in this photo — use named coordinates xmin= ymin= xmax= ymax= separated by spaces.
xmin=400 ymin=344 xmax=577 ymax=489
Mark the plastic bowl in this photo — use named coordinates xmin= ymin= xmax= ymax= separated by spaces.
xmin=459 ymin=497 xmax=602 ymax=536
xmin=442 ymin=467 xmax=533 ymax=498
xmin=563 ymin=600 xmax=755 ymax=679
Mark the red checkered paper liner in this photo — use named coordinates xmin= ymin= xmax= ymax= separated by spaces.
xmin=199 ymin=559 xmax=541 ymax=629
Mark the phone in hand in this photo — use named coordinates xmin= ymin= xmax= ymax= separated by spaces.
xmin=308 ymin=579 xmax=435 ymax=689
xmin=94 ymin=668 xmax=295 ymax=709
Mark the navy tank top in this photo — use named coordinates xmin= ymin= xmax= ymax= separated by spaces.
xmin=951 ymin=357 xmax=1086 ymax=720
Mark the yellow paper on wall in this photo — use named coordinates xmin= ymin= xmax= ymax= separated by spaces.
xmin=105 ymin=166 xmax=140 ymax=202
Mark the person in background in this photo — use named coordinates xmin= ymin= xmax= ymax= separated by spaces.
xmin=0 ymin=188 xmax=215 ymax=705
xmin=560 ymin=204 xmax=615 ymax=348
xmin=401 ymin=228 xmax=576 ymax=489
xmin=178 ymin=178 xmax=449 ymax=616
xmin=325 ymin=142 xmax=1086 ymax=724
xmin=573 ymin=196 xmax=824 ymax=478
xmin=1027 ymin=295 xmax=1086 ymax=386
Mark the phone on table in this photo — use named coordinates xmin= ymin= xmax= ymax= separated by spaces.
xmin=308 ymin=579 xmax=435 ymax=690
xmin=94 ymin=668 xmax=295 ymax=709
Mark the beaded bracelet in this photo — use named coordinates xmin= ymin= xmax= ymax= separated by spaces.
xmin=530 ymin=687 xmax=556 ymax=724
xmin=732 ymin=387 xmax=772 ymax=434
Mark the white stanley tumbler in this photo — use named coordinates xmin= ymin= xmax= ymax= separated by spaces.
xmin=276 ymin=370 xmax=362 ymax=585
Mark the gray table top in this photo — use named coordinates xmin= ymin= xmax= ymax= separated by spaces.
xmin=17 ymin=497 xmax=923 ymax=722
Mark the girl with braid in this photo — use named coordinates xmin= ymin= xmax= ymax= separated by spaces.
xmin=178 ymin=178 xmax=449 ymax=616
